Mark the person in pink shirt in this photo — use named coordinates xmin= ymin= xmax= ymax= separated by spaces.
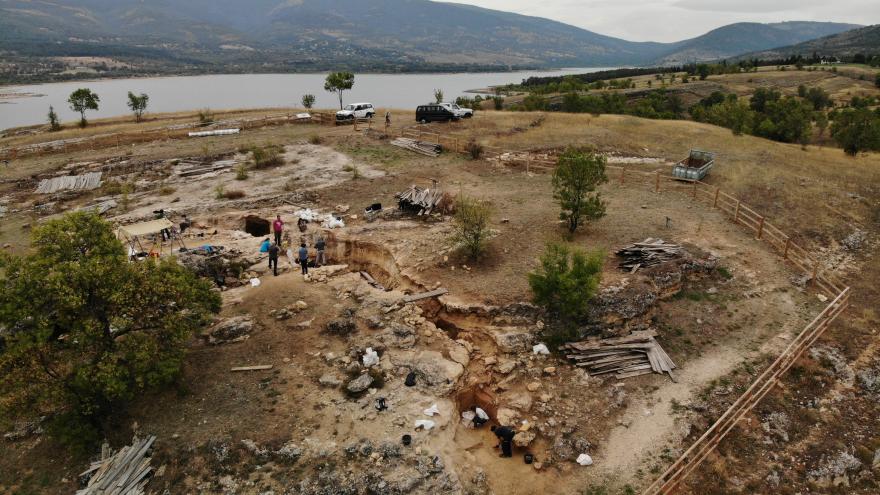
xmin=272 ymin=214 xmax=283 ymax=245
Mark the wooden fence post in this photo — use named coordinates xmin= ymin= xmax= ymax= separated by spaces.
xmin=734 ymin=201 xmax=741 ymax=223
xmin=692 ymin=180 xmax=698 ymax=199
xmin=655 ymin=170 xmax=660 ymax=193
xmin=756 ymin=216 xmax=765 ymax=240
xmin=713 ymin=187 xmax=720 ymax=208
xmin=783 ymin=238 xmax=791 ymax=259
xmin=353 ymin=118 xmax=358 ymax=132
xmin=619 ymin=167 xmax=625 ymax=185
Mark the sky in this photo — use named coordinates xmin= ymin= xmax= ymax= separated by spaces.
xmin=451 ymin=0 xmax=880 ymax=42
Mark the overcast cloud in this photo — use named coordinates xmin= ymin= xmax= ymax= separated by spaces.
xmin=450 ymin=0 xmax=880 ymax=42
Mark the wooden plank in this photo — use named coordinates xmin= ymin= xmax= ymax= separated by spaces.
xmin=402 ymin=288 xmax=448 ymax=303
xmin=230 ymin=365 xmax=273 ymax=371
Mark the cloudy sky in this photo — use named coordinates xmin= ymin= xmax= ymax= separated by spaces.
xmin=452 ymin=0 xmax=880 ymax=42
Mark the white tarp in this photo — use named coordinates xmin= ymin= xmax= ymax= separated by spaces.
xmin=116 ymin=218 xmax=175 ymax=239
xmin=35 ymin=172 xmax=102 ymax=194
xmin=188 ymin=128 xmax=240 ymax=138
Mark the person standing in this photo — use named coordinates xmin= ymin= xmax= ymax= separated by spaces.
xmin=298 ymin=242 xmax=309 ymax=276
xmin=273 ymin=214 xmax=284 ymax=246
xmin=268 ymin=242 xmax=280 ymax=276
xmin=491 ymin=425 xmax=516 ymax=458
xmin=315 ymin=235 xmax=326 ymax=267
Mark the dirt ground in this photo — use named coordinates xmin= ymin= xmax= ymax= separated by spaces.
xmin=1 ymin=110 xmax=878 ymax=495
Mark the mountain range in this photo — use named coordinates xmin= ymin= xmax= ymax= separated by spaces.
xmin=737 ymin=24 xmax=880 ymax=61
xmin=0 ymin=0 xmax=865 ymax=73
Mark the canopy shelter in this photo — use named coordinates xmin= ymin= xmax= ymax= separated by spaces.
xmin=116 ymin=218 xmax=186 ymax=260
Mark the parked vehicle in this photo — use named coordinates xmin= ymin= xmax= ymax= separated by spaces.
xmin=336 ymin=102 xmax=375 ymax=122
xmin=672 ymin=149 xmax=715 ymax=180
xmin=416 ymin=104 xmax=458 ymax=123
xmin=440 ymin=102 xmax=473 ymax=118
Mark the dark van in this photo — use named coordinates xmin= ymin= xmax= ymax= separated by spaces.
xmin=416 ymin=104 xmax=458 ymax=123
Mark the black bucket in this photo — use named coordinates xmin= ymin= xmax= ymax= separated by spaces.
xmin=402 ymin=434 xmax=412 ymax=446
xmin=524 ymin=453 xmax=534 ymax=464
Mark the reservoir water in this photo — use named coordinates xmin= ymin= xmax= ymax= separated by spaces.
xmin=0 ymin=68 xmax=609 ymax=130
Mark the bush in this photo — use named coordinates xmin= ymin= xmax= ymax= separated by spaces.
xmin=831 ymin=108 xmax=880 ymax=155
xmin=0 ymin=212 xmax=220 ymax=448
xmin=301 ymin=93 xmax=316 ymax=109
xmin=308 ymin=134 xmax=323 ymax=145
xmin=224 ymin=189 xmax=246 ymax=199
xmin=251 ymin=145 xmax=284 ymax=169
xmin=465 ymin=140 xmax=483 ymax=160
xmin=553 ymin=148 xmax=608 ymax=234
xmin=493 ymin=96 xmax=504 ymax=110
xmin=235 ymin=164 xmax=249 ymax=180
xmin=197 ymin=108 xmax=214 ymax=126
xmin=450 ymin=195 xmax=492 ymax=259
xmin=529 ymin=243 xmax=603 ymax=346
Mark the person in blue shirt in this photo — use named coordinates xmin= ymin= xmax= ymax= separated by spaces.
xmin=298 ymin=243 xmax=309 ymax=275
xmin=259 ymin=238 xmax=270 ymax=253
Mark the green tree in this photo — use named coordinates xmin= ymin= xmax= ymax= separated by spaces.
xmin=552 ymin=148 xmax=608 ymax=234
xmin=324 ymin=71 xmax=355 ymax=109
xmin=434 ymin=88 xmax=444 ymax=104
xmin=126 ymin=91 xmax=149 ymax=122
xmin=805 ymin=87 xmax=831 ymax=110
xmin=67 ymin=88 xmax=100 ymax=127
xmin=493 ymin=96 xmax=504 ymax=110
xmin=0 ymin=212 xmax=220 ymax=446
xmin=47 ymin=105 xmax=61 ymax=131
xmin=301 ymin=93 xmax=316 ymax=109
xmin=528 ymin=243 xmax=603 ymax=343
xmin=831 ymin=108 xmax=880 ymax=155
xmin=749 ymin=87 xmax=781 ymax=113
xmin=696 ymin=64 xmax=711 ymax=80
xmin=450 ymin=195 xmax=493 ymax=259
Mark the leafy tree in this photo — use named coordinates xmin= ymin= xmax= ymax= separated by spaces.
xmin=450 ymin=195 xmax=493 ymax=259
xmin=434 ymin=88 xmax=444 ymax=104
xmin=831 ymin=108 xmax=880 ymax=155
xmin=301 ymin=93 xmax=316 ymax=109
xmin=0 ymin=212 xmax=220 ymax=446
xmin=696 ymin=64 xmax=710 ymax=80
xmin=804 ymin=87 xmax=831 ymax=110
xmin=47 ymin=105 xmax=61 ymax=131
xmin=67 ymin=88 xmax=100 ymax=127
xmin=324 ymin=71 xmax=355 ymax=109
xmin=126 ymin=91 xmax=149 ymax=122
xmin=749 ymin=87 xmax=781 ymax=113
xmin=553 ymin=148 xmax=607 ymax=234
xmin=528 ymin=243 xmax=603 ymax=344
xmin=754 ymin=97 xmax=812 ymax=143
xmin=797 ymin=84 xmax=807 ymax=98
xmin=814 ymin=111 xmax=829 ymax=139
xmin=493 ymin=96 xmax=504 ymax=110
xmin=522 ymin=94 xmax=549 ymax=111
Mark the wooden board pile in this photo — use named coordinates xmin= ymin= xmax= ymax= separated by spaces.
xmin=616 ymin=238 xmax=682 ymax=272
xmin=561 ymin=330 xmax=677 ymax=380
xmin=396 ymin=185 xmax=445 ymax=215
xmin=77 ymin=435 xmax=156 ymax=495
xmin=390 ymin=137 xmax=441 ymax=157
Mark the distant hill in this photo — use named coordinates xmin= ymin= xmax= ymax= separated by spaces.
xmin=737 ymin=24 xmax=880 ymax=60
xmin=0 ymin=0 xmax=865 ymax=78
xmin=651 ymin=21 xmax=861 ymax=65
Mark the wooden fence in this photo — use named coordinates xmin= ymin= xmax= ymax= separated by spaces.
xmin=359 ymin=124 xmax=851 ymax=494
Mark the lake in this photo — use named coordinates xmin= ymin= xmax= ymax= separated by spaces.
xmin=0 ymin=68 xmax=610 ymax=130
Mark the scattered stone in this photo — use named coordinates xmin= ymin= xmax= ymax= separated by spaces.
xmin=493 ymin=330 xmax=534 ymax=353
xmin=206 ymin=316 xmax=253 ymax=344
xmin=496 ymin=407 xmax=518 ymax=426
xmin=543 ymin=366 xmax=556 ymax=375
xmin=295 ymin=300 xmax=309 ymax=310
xmin=527 ymin=382 xmax=541 ymax=392
xmin=326 ymin=317 xmax=357 ymax=336
xmin=496 ymin=359 xmax=516 ymax=374
xmin=513 ymin=431 xmax=536 ymax=448
xmin=347 ymin=373 xmax=374 ymax=394
xmin=319 ymin=373 xmax=343 ymax=387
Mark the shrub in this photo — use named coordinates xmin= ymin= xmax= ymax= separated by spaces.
xmin=0 ymin=212 xmax=220 ymax=449
xmin=158 ymin=185 xmax=176 ymax=195
xmin=251 ymin=145 xmax=284 ymax=169
xmin=47 ymin=105 xmax=61 ymax=131
xmin=224 ymin=189 xmax=246 ymax=199
xmin=450 ymin=195 xmax=492 ymax=259
xmin=831 ymin=107 xmax=880 ymax=155
xmin=493 ymin=96 xmax=504 ymax=110
xmin=283 ymin=177 xmax=298 ymax=192
xmin=235 ymin=164 xmax=249 ymax=180
xmin=308 ymin=134 xmax=323 ymax=145
xmin=464 ymin=140 xmax=483 ymax=160
xmin=197 ymin=108 xmax=214 ymax=126
xmin=529 ymin=243 xmax=604 ymax=347
xmin=214 ymin=184 xmax=226 ymax=199
xmin=301 ymin=93 xmax=316 ymax=109
xmin=552 ymin=147 xmax=608 ymax=234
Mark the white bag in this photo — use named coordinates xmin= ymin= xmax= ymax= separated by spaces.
xmin=475 ymin=407 xmax=489 ymax=420
xmin=414 ymin=419 xmax=435 ymax=430
xmin=576 ymin=453 xmax=593 ymax=466
xmin=250 ymin=278 xmax=261 ymax=287
xmin=423 ymin=404 xmax=440 ymax=416
xmin=362 ymin=347 xmax=379 ymax=367
xmin=532 ymin=343 xmax=550 ymax=355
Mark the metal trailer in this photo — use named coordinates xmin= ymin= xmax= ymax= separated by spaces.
xmin=672 ymin=149 xmax=715 ymax=180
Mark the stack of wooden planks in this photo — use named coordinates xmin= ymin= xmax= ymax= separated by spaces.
xmin=561 ymin=330 xmax=677 ymax=380
xmin=77 ymin=436 xmax=156 ymax=495
xmin=616 ymin=238 xmax=682 ymax=272
xmin=390 ymin=137 xmax=441 ymax=157
xmin=396 ymin=185 xmax=444 ymax=215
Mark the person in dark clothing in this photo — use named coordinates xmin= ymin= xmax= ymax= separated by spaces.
xmin=491 ymin=425 xmax=515 ymax=458
xmin=268 ymin=242 xmax=280 ymax=276
xmin=298 ymin=243 xmax=309 ymax=275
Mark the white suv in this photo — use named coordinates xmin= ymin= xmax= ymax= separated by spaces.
xmin=336 ymin=102 xmax=375 ymax=122
xmin=440 ymin=102 xmax=473 ymax=118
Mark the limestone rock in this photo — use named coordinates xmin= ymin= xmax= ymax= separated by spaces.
xmin=513 ymin=431 xmax=536 ymax=448
xmin=347 ymin=373 xmax=374 ymax=393
xmin=527 ymin=382 xmax=541 ymax=392
xmin=496 ymin=407 xmax=518 ymax=426
xmin=206 ymin=316 xmax=253 ymax=344
xmin=447 ymin=343 xmax=470 ymax=367
xmin=319 ymin=373 xmax=343 ymax=387
xmin=496 ymin=359 xmax=516 ymax=374
xmin=493 ymin=330 xmax=534 ymax=353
